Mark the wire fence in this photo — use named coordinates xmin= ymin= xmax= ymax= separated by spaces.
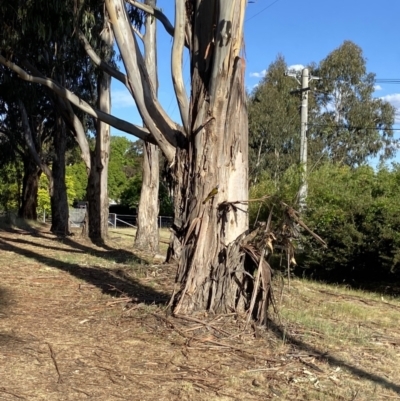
xmin=37 ymin=209 xmax=173 ymax=229
xmin=108 ymin=213 xmax=173 ymax=229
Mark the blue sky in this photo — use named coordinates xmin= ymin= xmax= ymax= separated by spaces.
xmin=111 ymin=0 xmax=400 ymax=146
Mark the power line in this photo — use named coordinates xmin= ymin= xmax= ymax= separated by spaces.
xmin=245 ymin=0 xmax=281 ymax=22
xmin=309 ymin=124 xmax=400 ymax=131
xmin=375 ymin=79 xmax=400 ymax=84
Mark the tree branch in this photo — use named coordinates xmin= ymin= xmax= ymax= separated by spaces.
xmin=126 ymin=0 xmax=175 ymax=39
xmin=78 ymin=30 xmax=130 ymax=87
xmin=20 ymin=59 xmax=93 ymax=171
xmin=171 ymin=0 xmax=189 ymax=133
xmin=106 ymin=0 xmax=178 ymax=163
xmin=18 ymin=99 xmax=54 ymax=193
xmin=132 ymin=25 xmax=144 ymax=42
xmin=0 ymin=55 xmax=156 ymax=144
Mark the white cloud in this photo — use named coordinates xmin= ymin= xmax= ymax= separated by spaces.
xmin=381 ymin=93 xmax=400 ymax=123
xmin=287 ymin=64 xmax=304 ymax=73
xmin=249 ymin=69 xmax=267 ymax=78
xmin=374 ymin=84 xmax=382 ymax=91
xmin=111 ymin=90 xmax=136 ymax=109
xmin=250 ymin=64 xmax=304 ymax=78
xmin=381 ymin=93 xmax=400 ymax=109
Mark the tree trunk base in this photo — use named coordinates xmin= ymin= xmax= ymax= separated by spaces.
xmin=171 ymin=225 xmax=273 ymax=325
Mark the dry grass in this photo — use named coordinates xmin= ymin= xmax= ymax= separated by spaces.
xmin=0 ymin=221 xmax=399 ymax=400
xmin=109 ymin=226 xmax=171 ymax=254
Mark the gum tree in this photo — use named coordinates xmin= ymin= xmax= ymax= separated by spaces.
xmin=1 ymin=1 xmax=264 ymax=318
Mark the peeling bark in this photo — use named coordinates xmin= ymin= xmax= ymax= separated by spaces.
xmin=170 ymin=57 xmax=249 ymax=315
xmin=168 ymin=1 xmax=250 ymax=315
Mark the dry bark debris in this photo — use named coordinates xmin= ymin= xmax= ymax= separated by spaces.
xmin=0 ymin=227 xmax=399 ymax=400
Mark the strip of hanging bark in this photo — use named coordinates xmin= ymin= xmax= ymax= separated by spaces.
xmin=246 ymin=248 xmax=265 ymax=328
xmin=284 ymin=204 xmax=327 ymax=247
xmin=46 ymin=342 xmax=63 ymax=384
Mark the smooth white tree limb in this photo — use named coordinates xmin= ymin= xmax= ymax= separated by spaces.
xmin=171 ymin=0 xmax=189 ymax=133
xmin=126 ymin=0 xmax=175 ymax=39
xmin=106 ymin=0 xmax=179 ymax=162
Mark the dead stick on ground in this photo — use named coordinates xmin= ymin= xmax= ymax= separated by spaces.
xmin=0 ymin=388 xmax=26 ymax=400
xmin=47 ymin=342 xmax=63 ymax=384
xmin=175 ymin=314 xmax=231 ymax=336
xmin=72 ymin=388 xmax=91 ymax=397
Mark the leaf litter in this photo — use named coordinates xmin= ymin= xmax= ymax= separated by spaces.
xmin=0 ymin=225 xmax=399 ymax=400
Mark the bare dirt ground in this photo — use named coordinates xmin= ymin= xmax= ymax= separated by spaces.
xmin=1 ymin=223 xmax=400 ymax=400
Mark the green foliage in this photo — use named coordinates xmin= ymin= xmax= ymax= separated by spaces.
xmin=313 ymin=41 xmax=396 ymax=165
xmin=108 ymin=136 xmax=142 ymax=203
xmin=120 ymin=175 xmax=142 ymax=209
xmin=250 ymin=163 xmax=400 ymax=282
xmin=248 ymin=56 xmax=306 ymax=182
xmin=0 ymin=162 xmax=21 ymax=212
xmin=66 ymin=161 xmax=87 ymax=202
xmin=37 ymin=174 xmax=51 ymax=214
xmin=37 ymin=172 xmax=79 ymax=216
xmin=248 ymin=42 xmax=397 ymax=184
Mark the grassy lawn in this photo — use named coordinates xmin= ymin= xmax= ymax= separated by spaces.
xmin=0 ymin=220 xmax=399 ymax=400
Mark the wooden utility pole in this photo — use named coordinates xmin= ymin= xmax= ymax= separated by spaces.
xmin=287 ymin=67 xmax=319 ymax=211
xmin=299 ymin=68 xmax=309 ymax=211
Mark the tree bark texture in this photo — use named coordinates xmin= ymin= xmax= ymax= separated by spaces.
xmin=135 ymin=142 xmax=160 ymax=251
xmin=169 ymin=1 xmax=250 ymax=315
xmin=105 ymin=0 xmax=253 ymax=316
xmin=135 ymin=0 xmax=160 ymax=253
xmin=18 ymin=157 xmax=41 ymax=220
xmin=50 ymin=116 xmax=69 ymax=235
xmin=87 ymin=69 xmax=111 ymax=241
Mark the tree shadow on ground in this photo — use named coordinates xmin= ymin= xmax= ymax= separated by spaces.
xmin=267 ymin=319 xmax=400 ymax=394
xmin=0 ymin=238 xmax=169 ymax=305
xmin=2 ymin=236 xmax=87 ymax=255
xmin=60 ymin=235 xmax=145 ymax=265
xmin=294 ymin=266 xmax=400 ymax=298
xmin=0 ymin=286 xmax=22 ymax=348
xmin=0 ymin=231 xmax=149 ymax=266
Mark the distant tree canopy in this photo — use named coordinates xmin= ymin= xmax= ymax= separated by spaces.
xmin=248 ymin=41 xmax=396 ymax=183
xmin=247 ymin=41 xmax=398 ymax=284
xmin=250 ymin=163 xmax=400 ymax=282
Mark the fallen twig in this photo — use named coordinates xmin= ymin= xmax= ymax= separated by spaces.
xmin=0 ymin=388 xmax=26 ymax=400
xmin=72 ymin=387 xmax=91 ymax=397
xmin=175 ymin=314 xmax=231 ymax=336
xmin=46 ymin=342 xmax=63 ymax=384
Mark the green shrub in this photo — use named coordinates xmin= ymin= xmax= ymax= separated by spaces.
xmin=250 ymin=163 xmax=400 ymax=282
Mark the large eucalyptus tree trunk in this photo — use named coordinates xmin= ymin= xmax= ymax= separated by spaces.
xmin=106 ymin=0 xmax=249 ymax=315
xmin=135 ymin=0 xmax=160 ymax=253
xmin=50 ymin=116 xmax=69 ymax=235
xmin=170 ymin=63 xmax=248 ymax=314
xmin=169 ymin=2 xmax=249 ymax=314
xmin=87 ymin=70 xmax=111 ymax=241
